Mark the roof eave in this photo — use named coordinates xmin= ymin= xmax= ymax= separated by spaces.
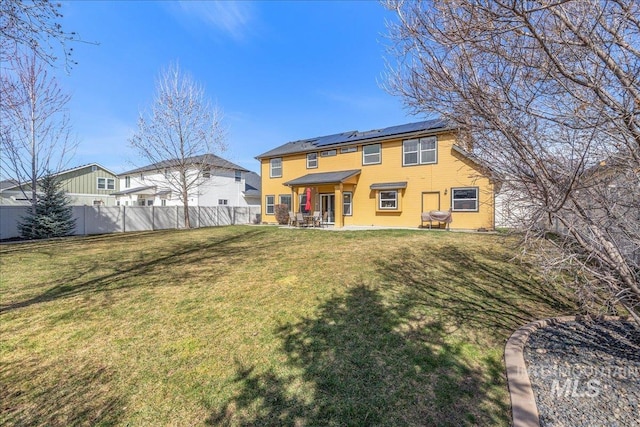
xmin=255 ymin=124 xmax=458 ymax=160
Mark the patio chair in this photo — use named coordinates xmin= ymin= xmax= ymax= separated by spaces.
xmin=289 ymin=211 xmax=297 ymax=227
xmin=312 ymin=211 xmax=321 ymax=227
xmin=319 ymin=211 xmax=328 ymax=228
xmin=295 ymin=212 xmax=305 ymax=227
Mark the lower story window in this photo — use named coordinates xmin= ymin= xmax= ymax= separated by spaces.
xmin=218 ymin=199 xmax=228 ymax=205
xmin=379 ymin=191 xmax=397 ymax=209
xmin=452 ymin=187 xmax=478 ymax=211
xmin=265 ymin=195 xmax=275 ymax=214
xmin=279 ymin=194 xmax=292 ymax=211
xmin=343 ymin=192 xmax=352 ymax=216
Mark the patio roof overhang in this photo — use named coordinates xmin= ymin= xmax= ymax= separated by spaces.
xmin=284 ymin=169 xmax=361 ymax=188
xmin=369 ymin=181 xmax=408 ymax=190
xmin=111 ymin=185 xmax=156 ymax=196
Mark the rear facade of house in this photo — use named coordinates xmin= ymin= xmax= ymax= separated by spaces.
xmin=0 ymin=164 xmax=119 ymax=206
xmin=256 ymin=120 xmax=497 ymax=230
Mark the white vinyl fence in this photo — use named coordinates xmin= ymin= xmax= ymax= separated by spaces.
xmin=0 ymin=205 xmax=261 ymax=240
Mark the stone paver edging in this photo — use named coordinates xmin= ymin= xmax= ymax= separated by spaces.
xmin=504 ymin=315 xmax=626 ymax=427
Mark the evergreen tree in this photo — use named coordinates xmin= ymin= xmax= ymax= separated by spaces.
xmin=19 ymin=174 xmax=76 ymax=239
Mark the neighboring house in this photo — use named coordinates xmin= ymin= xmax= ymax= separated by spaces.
xmin=114 ymin=154 xmax=260 ymax=207
xmin=243 ymin=171 xmax=262 ymax=206
xmin=0 ymin=163 xmax=120 ymax=206
xmin=256 ymin=119 xmax=498 ymax=230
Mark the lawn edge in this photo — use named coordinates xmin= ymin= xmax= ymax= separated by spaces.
xmin=504 ymin=315 xmax=627 ymax=427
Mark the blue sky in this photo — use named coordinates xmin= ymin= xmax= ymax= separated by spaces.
xmin=57 ymin=1 xmax=423 ymax=174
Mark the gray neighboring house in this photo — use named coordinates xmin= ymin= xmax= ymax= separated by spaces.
xmin=243 ymin=171 xmax=262 ymax=206
xmin=0 ymin=163 xmax=120 ymax=206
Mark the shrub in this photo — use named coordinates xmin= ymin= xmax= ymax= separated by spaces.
xmin=275 ymin=204 xmax=290 ymax=225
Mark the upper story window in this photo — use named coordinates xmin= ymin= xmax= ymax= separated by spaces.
xmin=202 ymin=168 xmax=211 ymax=179
xmin=164 ymin=168 xmax=170 ymax=178
xmin=125 ymin=176 xmax=131 ymax=188
xmin=341 ymin=146 xmax=357 ymax=154
xmin=403 ymin=136 xmax=437 ymax=166
xmin=451 ymin=187 xmax=478 ymax=211
xmin=362 ymin=144 xmax=381 ymax=165
xmin=270 ymin=158 xmax=282 ymax=178
xmin=235 ymin=170 xmax=242 ymax=182
xmin=307 ymin=153 xmax=318 ymax=169
xmin=97 ymin=177 xmax=115 ymax=190
xmin=320 ymin=149 xmax=336 ymax=157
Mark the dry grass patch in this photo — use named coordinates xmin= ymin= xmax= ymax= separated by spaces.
xmin=0 ymin=226 xmax=578 ymax=426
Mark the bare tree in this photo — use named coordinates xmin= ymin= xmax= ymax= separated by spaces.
xmin=384 ymin=0 xmax=640 ymax=322
xmin=1 ymin=0 xmax=80 ymax=70
xmin=129 ymin=63 xmax=227 ymax=228
xmin=0 ymin=52 xmax=77 ymax=215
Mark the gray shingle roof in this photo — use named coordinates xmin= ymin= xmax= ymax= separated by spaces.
xmin=283 ymin=170 xmax=361 ymax=187
xmin=256 ymin=119 xmax=452 ymax=159
xmin=121 ymin=153 xmax=248 ymax=176
xmin=369 ymin=182 xmax=408 ymax=190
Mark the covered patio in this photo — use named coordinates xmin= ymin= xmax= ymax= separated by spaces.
xmin=283 ymin=169 xmax=360 ymax=228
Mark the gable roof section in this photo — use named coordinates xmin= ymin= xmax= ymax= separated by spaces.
xmin=256 ymin=119 xmax=453 ymax=159
xmin=111 ymin=185 xmax=157 ymax=196
xmin=284 ymin=170 xmax=361 ymax=187
xmin=0 ymin=163 xmax=117 ymax=191
xmin=243 ymin=171 xmax=261 ymax=196
xmin=121 ymin=153 xmax=248 ymax=176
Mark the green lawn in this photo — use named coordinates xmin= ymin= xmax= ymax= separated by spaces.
xmin=0 ymin=226 xmax=578 ymax=426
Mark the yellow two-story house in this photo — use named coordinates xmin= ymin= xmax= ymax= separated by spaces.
xmin=256 ymin=120 xmax=497 ymax=230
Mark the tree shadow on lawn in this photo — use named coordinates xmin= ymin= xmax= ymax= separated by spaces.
xmin=375 ymin=244 xmax=578 ymax=343
xmin=207 ymin=284 xmax=508 ymax=426
xmin=0 ymin=356 xmax=126 ymax=426
xmin=0 ymin=228 xmax=273 ymax=315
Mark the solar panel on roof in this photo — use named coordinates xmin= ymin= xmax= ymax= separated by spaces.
xmin=313 ymin=120 xmax=447 ymax=147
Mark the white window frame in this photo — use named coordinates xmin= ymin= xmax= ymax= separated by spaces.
xmin=270 ymin=158 xmax=282 ymax=178
xmin=362 ymin=144 xmax=381 ymax=165
xmin=235 ymin=170 xmax=242 ymax=182
xmin=265 ymin=195 xmax=275 ymax=214
xmin=218 ymin=199 xmax=228 ymax=205
xmin=125 ymin=176 xmax=131 ymax=188
xmin=320 ymin=149 xmax=336 ymax=157
xmin=451 ymin=187 xmax=479 ymax=212
xmin=279 ymin=194 xmax=292 ymax=211
xmin=403 ymin=137 xmax=437 ymax=166
xmin=341 ymin=146 xmax=357 ymax=154
xmin=97 ymin=177 xmax=115 ymax=190
xmin=378 ymin=190 xmax=398 ymax=210
xmin=343 ymin=192 xmax=352 ymax=216
xmin=202 ymin=168 xmax=211 ymax=179
xmin=307 ymin=153 xmax=318 ymax=169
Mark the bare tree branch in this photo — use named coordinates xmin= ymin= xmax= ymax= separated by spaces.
xmin=384 ymin=0 xmax=640 ymax=321
xmin=129 ymin=63 xmax=227 ymax=228
xmin=0 ymin=52 xmax=77 ymax=214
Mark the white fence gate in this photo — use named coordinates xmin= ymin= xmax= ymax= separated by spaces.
xmin=0 ymin=205 xmax=261 ymax=240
